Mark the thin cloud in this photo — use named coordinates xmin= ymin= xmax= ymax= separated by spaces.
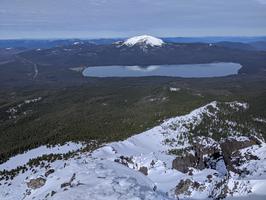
xmin=0 ymin=0 xmax=266 ymax=39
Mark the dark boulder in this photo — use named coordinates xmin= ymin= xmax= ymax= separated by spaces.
xmin=45 ymin=169 xmax=55 ymax=177
xmin=139 ymin=166 xmax=148 ymax=176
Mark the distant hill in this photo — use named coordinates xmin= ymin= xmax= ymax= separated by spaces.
xmin=250 ymin=41 xmax=266 ymax=51
xmin=0 ymin=39 xmax=87 ymax=49
xmin=1 ymin=36 xmax=266 ymax=48
xmin=163 ymin=36 xmax=266 ymax=44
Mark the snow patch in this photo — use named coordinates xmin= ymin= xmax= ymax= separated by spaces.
xmin=253 ymin=118 xmax=266 ymax=123
xmin=169 ymin=87 xmax=180 ymax=92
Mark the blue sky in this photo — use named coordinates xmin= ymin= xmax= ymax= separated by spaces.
xmin=0 ymin=0 xmax=266 ymax=39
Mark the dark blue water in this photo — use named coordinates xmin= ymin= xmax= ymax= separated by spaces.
xmin=82 ymin=62 xmax=241 ymax=78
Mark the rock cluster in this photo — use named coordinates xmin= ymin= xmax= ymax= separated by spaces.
xmin=175 ymin=179 xmax=205 ymax=196
xmin=172 ymin=136 xmax=262 ymax=198
xmin=172 ymin=136 xmax=261 ymax=175
xmin=27 ymin=177 xmax=46 ymax=189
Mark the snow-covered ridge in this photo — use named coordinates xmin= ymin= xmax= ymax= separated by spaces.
xmin=1 ymin=101 xmax=266 ymax=200
xmin=123 ymin=35 xmax=164 ymax=47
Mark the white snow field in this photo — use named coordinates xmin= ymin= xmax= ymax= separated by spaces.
xmin=1 ymin=101 xmax=266 ymax=199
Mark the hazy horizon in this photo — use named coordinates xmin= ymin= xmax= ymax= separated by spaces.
xmin=1 ymin=35 xmax=266 ymax=41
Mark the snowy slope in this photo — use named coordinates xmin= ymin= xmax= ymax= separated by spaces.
xmin=1 ymin=101 xmax=266 ymax=200
xmin=123 ymin=35 xmax=164 ymax=47
xmin=1 ymin=158 xmax=170 ymax=200
xmin=0 ymin=142 xmax=83 ymax=171
xmin=92 ymin=101 xmax=266 ymax=199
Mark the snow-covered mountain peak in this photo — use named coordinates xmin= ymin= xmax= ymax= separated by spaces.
xmin=123 ymin=35 xmax=164 ymax=47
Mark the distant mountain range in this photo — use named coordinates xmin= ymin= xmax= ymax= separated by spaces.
xmin=18 ymin=35 xmax=266 ymax=74
xmin=0 ymin=35 xmax=265 ymax=87
xmin=1 ymin=36 xmax=266 ymax=49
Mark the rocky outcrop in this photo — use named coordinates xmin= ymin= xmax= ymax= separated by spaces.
xmin=172 ymin=136 xmax=260 ymax=175
xmin=114 ymin=156 xmax=133 ymax=167
xmin=139 ymin=166 xmax=148 ymax=176
xmin=192 ymin=138 xmax=221 ymax=170
xmin=220 ymin=138 xmax=258 ymax=158
xmin=175 ymin=179 xmax=205 ymax=196
xmin=209 ymin=176 xmax=230 ymax=199
xmin=172 ymin=153 xmax=197 ymax=173
xmin=27 ymin=177 xmax=46 ymax=189
xmin=220 ymin=137 xmax=258 ymax=173
xmin=172 ymin=137 xmax=221 ymax=173
xmin=175 ymin=179 xmax=193 ymax=196
xmin=61 ymin=173 xmax=76 ymax=188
